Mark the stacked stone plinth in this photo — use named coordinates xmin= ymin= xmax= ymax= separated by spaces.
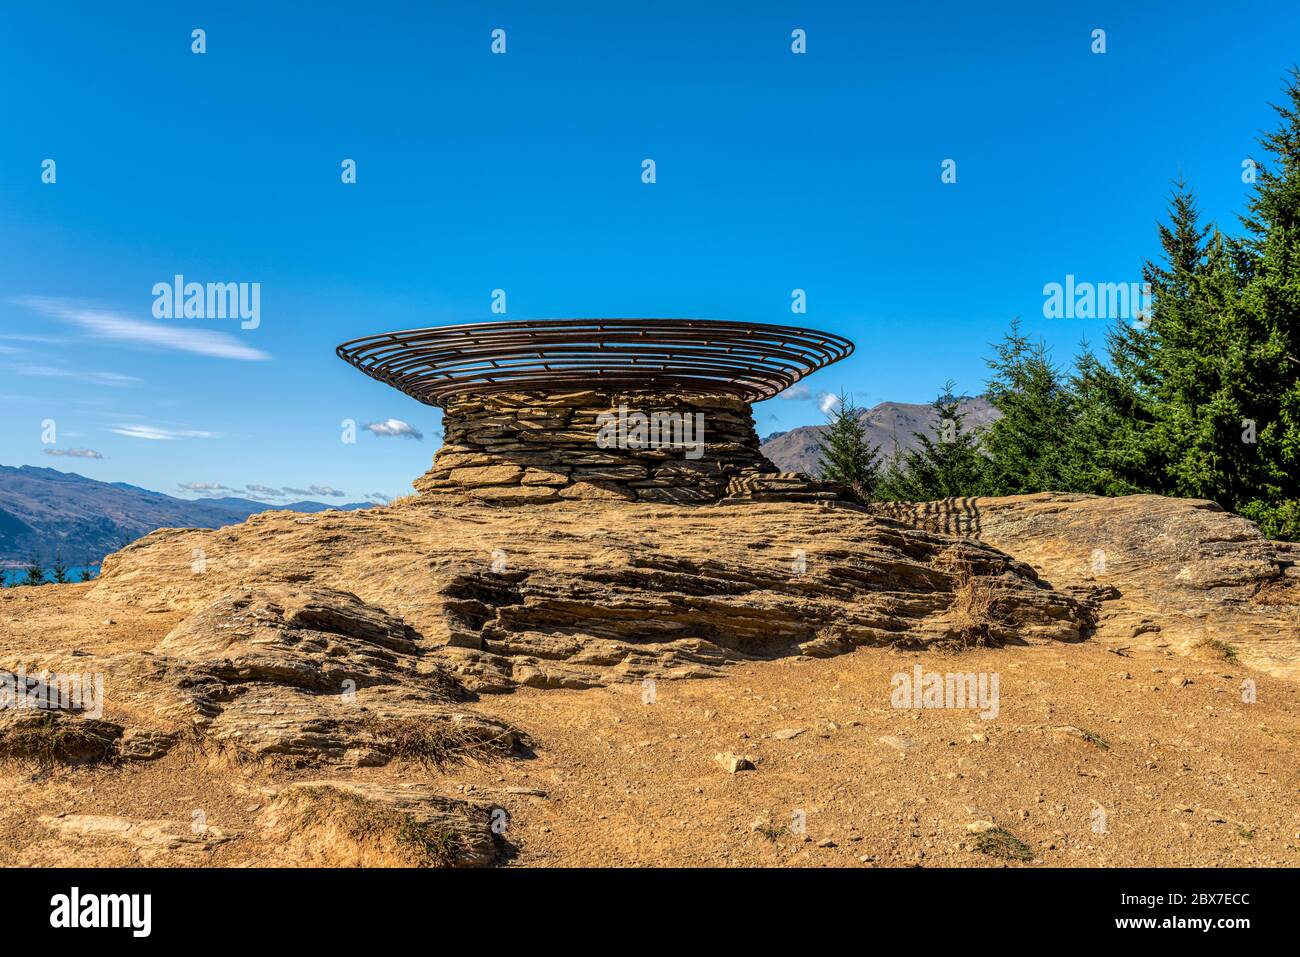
xmin=413 ymin=389 xmax=850 ymax=505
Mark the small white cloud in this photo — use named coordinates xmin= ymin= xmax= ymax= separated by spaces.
xmin=777 ymin=384 xmax=812 ymax=401
xmin=244 ymin=484 xmax=285 ymax=498
xmin=43 ymin=447 xmax=104 ymax=459
xmin=281 ymin=485 xmax=346 ymax=498
xmin=111 ymin=424 xmax=220 ymax=441
xmin=17 ymin=296 xmax=270 ymax=361
xmin=819 ymin=392 xmax=841 ymax=415
xmin=178 ymin=482 xmax=230 ymax=492
xmin=363 ymin=418 xmax=423 ymax=440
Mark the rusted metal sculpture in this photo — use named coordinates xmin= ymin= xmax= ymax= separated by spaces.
xmin=336 ymin=318 xmax=854 ymax=406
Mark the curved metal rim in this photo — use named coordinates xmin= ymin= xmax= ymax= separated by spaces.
xmin=336 ymin=318 xmax=855 ymax=406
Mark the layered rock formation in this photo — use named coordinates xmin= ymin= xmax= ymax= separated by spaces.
xmin=1 ymin=585 xmax=523 ymax=768
xmin=83 ymin=499 xmax=1090 ymax=692
xmin=415 ymin=389 xmax=846 ymax=505
xmin=872 ymin=493 xmax=1300 ymax=681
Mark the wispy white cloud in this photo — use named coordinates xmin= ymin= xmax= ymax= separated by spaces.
xmin=17 ymin=296 xmax=270 ymax=361
xmin=819 ymin=392 xmax=841 ymax=415
xmin=110 ymin=424 xmax=220 ymax=441
xmin=12 ymin=364 xmax=140 ymax=386
xmin=776 ymin=384 xmax=812 ymax=401
xmin=364 ymin=418 xmax=423 ymax=439
xmin=0 ymin=333 xmax=61 ymax=344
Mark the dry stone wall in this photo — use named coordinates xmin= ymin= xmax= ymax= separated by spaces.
xmin=414 ymin=389 xmax=848 ymax=504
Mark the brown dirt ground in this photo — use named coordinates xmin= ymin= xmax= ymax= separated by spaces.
xmin=2 ymin=582 xmax=1297 ymax=867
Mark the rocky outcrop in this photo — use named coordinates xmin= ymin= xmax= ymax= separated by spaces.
xmin=85 ymin=499 xmax=1091 ymax=693
xmin=872 ymin=493 xmax=1300 ymax=681
xmin=6 ymin=489 xmax=1300 ymax=870
xmin=0 ymin=586 xmax=524 ymax=770
xmin=147 ymin=586 xmax=522 ymax=766
xmin=414 ymin=389 xmax=848 ymax=505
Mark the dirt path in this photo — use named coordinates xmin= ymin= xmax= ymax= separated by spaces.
xmin=460 ymin=640 xmax=1300 ymax=866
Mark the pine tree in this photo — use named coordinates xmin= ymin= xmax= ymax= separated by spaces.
xmin=51 ymin=552 xmax=69 ymax=585
xmin=22 ymin=558 xmax=46 ymax=587
xmin=78 ymin=567 xmax=94 ymax=583
xmin=1064 ymin=340 xmax=1150 ymax=496
xmin=815 ymin=390 xmax=882 ymax=500
xmin=876 ymin=382 xmax=989 ymax=500
xmin=981 ymin=320 xmax=1077 ymax=495
xmin=1235 ymin=68 xmax=1300 ymax=539
xmin=1137 ymin=179 xmax=1217 ymax=498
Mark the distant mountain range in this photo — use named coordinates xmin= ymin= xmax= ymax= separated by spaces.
xmin=0 ymin=465 xmax=372 ymax=568
xmin=761 ymin=396 xmax=1000 ymax=475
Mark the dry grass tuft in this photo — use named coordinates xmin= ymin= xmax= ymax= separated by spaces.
xmin=945 ymin=560 xmax=1004 ymax=649
xmin=972 ymin=826 xmax=1033 ymax=862
xmin=754 ymin=824 xmax=786 ymax=843
xmin=1057 ymin=724 xmax=1111 ymax=751
xmin=1253 ymin=580 xmax=1299 ymax=606
xmin=0 ymin=712 xmax=121 ymax=768
xmin=292 ymin=788 xmax=465 ymax=867
xmin=1197 ymin=637 xmax=1239 ymax=662
xmin=362 ymin=715 xmax=517 ymax=771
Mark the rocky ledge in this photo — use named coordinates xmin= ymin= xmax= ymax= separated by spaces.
xmin=872 ymin=493 xmax=1300 ymax=681
xmin=84 ymin=498 xmax=1090 ymax=693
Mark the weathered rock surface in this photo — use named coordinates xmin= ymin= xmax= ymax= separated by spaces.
xmin=1 ymin=586 xmax=521 ymax=770
xmin=148 ymin=586 xmax=521 ymax=765
xmin=87 ymin=500 xmax=1090 ymax=692
xmin=873 ymin=493 xmax=1300 ymax=681
xmin=40 ymin=813 xmax=235 ymax=863
xmin=254 ymin=781 xmax=497 ymax=867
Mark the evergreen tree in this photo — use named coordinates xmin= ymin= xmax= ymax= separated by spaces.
xmin=981 ymin=320 xmax=1077 ymax=495
xmin=876 ymin=382 xmax=989 ymax=500
xmin=22 ymin=558 xmax=46 ymax=587
xmin=815 ymin=390 xmax=882 ymax=500
xmin=1064 ymin=340 xmax=1151 ymax=496
xmin=1149 ymin=231 xmax=1258 ymax=506
xmin=78 ymin=567 xmax=94 ymax=583
xmin=866 ymin=72 xmax=1300 ymax=540
xmin=51 ymin=552 xmax=69 ymax=585
xmin=1235 ymin=68 xmax=1300 ymax=539
xmin=1136 ymin=179 xmax=1218 ymax=498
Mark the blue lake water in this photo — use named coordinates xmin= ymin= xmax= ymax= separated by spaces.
xmin=2 ymin=565 xmax=100 ymax=586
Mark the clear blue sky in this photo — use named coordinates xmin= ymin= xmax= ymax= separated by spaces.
xmin=2 ymin=1 xmax=1296 ymax=503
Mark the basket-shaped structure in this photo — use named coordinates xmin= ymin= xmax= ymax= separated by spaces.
xmin=336 ymin=318 xmax=854 ymax=406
